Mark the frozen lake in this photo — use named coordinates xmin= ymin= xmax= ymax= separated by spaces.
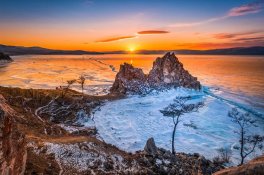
xmin=92 ymin=88 xmax=264 ymax=164
xmin=1 ymin=54 xmax=264 ymax=164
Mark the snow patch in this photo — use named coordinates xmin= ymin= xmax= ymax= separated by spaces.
xmin=42 ymin=142 xmax=131 ymax=173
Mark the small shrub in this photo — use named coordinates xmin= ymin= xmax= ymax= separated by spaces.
xmin=213 ymin=147 xmax=232 ymax=166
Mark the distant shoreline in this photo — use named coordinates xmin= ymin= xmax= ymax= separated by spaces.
xmin=8 ymin=53 xmax=264 ymax=56
xmin=1 ymin=44 xmax=264 ymax=56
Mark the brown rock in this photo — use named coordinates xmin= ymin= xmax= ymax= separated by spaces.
xmin=149 ymin=52 xmax=200 ymax=89
xmin=110 ymin=52 xmax=201 ymax=94
xmin=0 ymin=95 xmax=27 ymax=175
xmin=144 ymin=137 xmax=158 ymax=156
xmin=0 ymin=53 xmax=13 ymax=62
xmin=110 ymin=63 xmax=147 ymax=94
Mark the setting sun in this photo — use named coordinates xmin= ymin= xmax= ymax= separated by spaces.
xmin=129 ymin=47 xmax=135 ymax=52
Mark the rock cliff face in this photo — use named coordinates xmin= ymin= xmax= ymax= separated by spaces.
xmin=110 ymin=63 xmax=147 ymax=94
xmin=148 ymin=52 xmax=200 ymax=89
xmin=0 ymin=95 xmax=27 ymax=175
xmin=110 ymin=52 xmax=201 ymax=94
xmin=0 ymin=53 xmax=13 ymax=62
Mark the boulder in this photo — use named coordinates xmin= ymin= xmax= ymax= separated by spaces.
xmin=144 ymin=137 xmax=158 ymax=156
xmin=110 ymin=52 xmax=201 ymax=94
xmin=0 ymin=52 xmax=13 ymax=62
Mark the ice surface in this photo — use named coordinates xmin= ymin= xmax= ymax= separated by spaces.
xmin=92 ymin=88 xmax=264 ymax=164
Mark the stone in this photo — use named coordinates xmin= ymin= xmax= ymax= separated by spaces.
xmin=110 ymin=52 xmax=201 ymax=94
xmin=0 ymin=52 xmax=13 ymax=62
xmin=144 ymin=137 xmax=158 ymax=156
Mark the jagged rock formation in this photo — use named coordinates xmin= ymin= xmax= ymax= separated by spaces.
xmin=214 ymin=154 xmax=264 ymax=175
xmin=0 ymin=52 xmax=13 ymax=62
xmin=110 ymin=52 xmax=201 ymax=94
xmin=148 ymin=52 xmax=200 ymax=89
xmin=110 ymin=63 xmax=147 ymax=94
xmin=0 ymin=95 xmax=27 ymax=175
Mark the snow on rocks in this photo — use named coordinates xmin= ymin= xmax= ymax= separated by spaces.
xmin=28 ymin=141 xmax=140 ymax=174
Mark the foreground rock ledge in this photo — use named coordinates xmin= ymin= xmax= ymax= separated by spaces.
xmin=110 ymin=52 xmax=201 ymax=94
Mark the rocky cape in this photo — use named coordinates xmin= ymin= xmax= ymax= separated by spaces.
xmin=0 ymin=52 xmax=13 ymax=63
xmin=110 ymin=52 xmax=201 ymax=94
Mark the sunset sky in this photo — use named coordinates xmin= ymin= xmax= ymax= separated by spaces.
xmin=1 ymin=0 xmax=264 ymax=51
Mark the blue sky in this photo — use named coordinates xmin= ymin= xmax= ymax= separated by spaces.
xmin=1 ymin=0 xmax=264 ymax=51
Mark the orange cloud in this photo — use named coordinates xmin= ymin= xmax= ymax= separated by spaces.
xmin=234 ymin=36 xmax=264 ymax=41
xmin=213 ymin=31 xmax=262 ymax=39
xmin=137 ymin=30 xmax=169 ymax=34
xmin=95 ymin=30 xmax=169 ymax=43
xmin=213 ymin=33 xmax=237 ymax=39
xmin=96 ymin=35 xmax=136 ymax=42
xmin=174 ymin=40 xmax=264 ymax=50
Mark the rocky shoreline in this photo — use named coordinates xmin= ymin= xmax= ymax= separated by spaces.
xmin=0 ymin=86 xmax=224 ymax=174
xmin=0 ymin=53 xmax=263 ymax=174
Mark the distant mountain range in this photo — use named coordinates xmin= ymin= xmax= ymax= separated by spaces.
xmin=1 ymin=44 xmax=264 ymax=55
xmin=0 ymin=44 xmax=103 ymax=55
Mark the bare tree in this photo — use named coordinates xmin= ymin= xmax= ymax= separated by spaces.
xmin=61 ymin=79 xmax=76 ymax=98
xmin=213 ymin=147 xmax=232 ymax=165
xmin=228 ymin=108 xmax=264 ymax=165
xmin=78 ymin=75 xmax=86 ymax=94
xmin=218 ymin=147 xmax=232 ymax=163
xmin=160 ymin=96 xmax=204 ymax=154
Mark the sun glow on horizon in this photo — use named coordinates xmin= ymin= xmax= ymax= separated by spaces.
xmin=129 ymin=47 xmax=135 ymax=52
